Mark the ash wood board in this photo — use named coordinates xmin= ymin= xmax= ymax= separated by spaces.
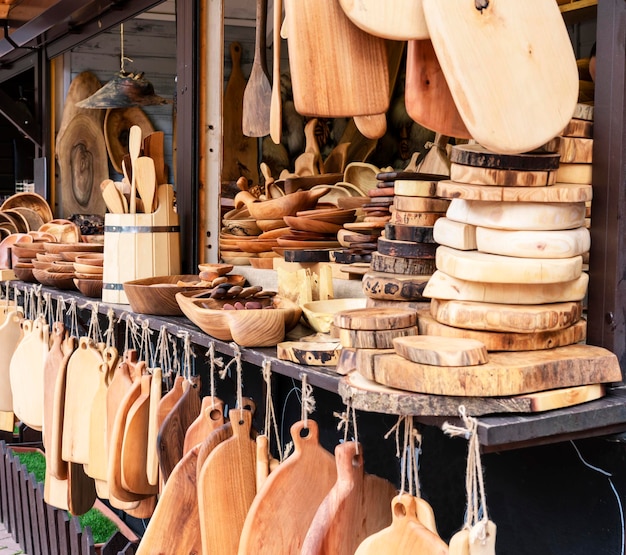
xmin=370 ymin=252 xmax=437 ymax=275
xmin=389 ymin=210 xmax=444 ymax=227
xmin=430 ymin=298 xmax=583 ymax=334
xmin=334 ymin=307 xmax=417 ymax=331
xmin=417 ymin=308 xmax=587 ymax=352
xmin=371 ymin=344 xmax=621 ymax=397
xmin=446 ymin=199 xmax=586 ymax=231
xmin=436 ymin=181 xmax=593 ymax=203
xmin=423 ymin=270 xmax=589 ymax=305
xmin=556 ymin=163 xmax=593 ymax=184
xmin=394 ymin=335 xmax=488 ymax=366
xmin=384 ymin=224 xmax=435 ymax=243
xmin=337 ymin=326 xmax=418 ymax=349
xmin=475 ymin=226 xmax=590 ymax=259
xmin=393 ymin=196 xmax=450 ymax=213
xmin=450 ymin=164 xmax=557 ymax=187
xmin=450 ymin=144 xmax=561 ymax=171
xmin=362 ymin=271 xmax=431 ymax=301
xmin=433 ymin=218 xmax=477 ymax=250
xmin=393 ymin=180 xmax=440 ymax=197
xmin=377 ymin=237 xmax=438 ymax=259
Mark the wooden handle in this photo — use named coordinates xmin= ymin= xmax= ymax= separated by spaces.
xmin=270 ymin=0 xmax=283 ymax=144
xmin=290 ymin=419 xmax=319 ymax=452
xmin=255 ymin=0 xmax=269 ymax=73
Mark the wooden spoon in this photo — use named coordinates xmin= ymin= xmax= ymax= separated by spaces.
xmin=128 ymin=125 xmax=142 ymax=214
xmin=243 ymin=0 xmax=272 ymax=137
xmin=270 ymin=0 xmax=283 ymax=144
xmin=134 ymin=156 xmax=157 ymax=213
xmin=101 ymin=180 xmax=126 ymax=214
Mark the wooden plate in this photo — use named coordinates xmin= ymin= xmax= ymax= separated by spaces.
xmin=283 ymin=216 xmax=343 ymax=234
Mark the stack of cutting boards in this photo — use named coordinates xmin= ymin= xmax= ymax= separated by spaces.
xmin=363 ymin=173 xmax=446 ymax=302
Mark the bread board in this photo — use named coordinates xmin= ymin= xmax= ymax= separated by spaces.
xmin=432 ymin=218 xmax=477 ymax=250
xmin=436 ymin=181 xmax=593 ymax=203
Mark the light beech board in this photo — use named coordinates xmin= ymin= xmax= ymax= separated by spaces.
xmin=561 ymin=118 xmax=594 ymax=138
xmin=556 ymin=163 xmax=593 ymax=184
xmin=450 ymin=163 xmax=557 ymax=187
xmin=423 ymin=270 xmax=589 ymax=304
xmin=383 ymin=224 xmax=435 ymax=243
xmin=433 ymin=218 xmax=477 ymax=250
xmin=338 ymin=326 xmax=418 ymax=349
xmin=430 ymin=298 xmax=583 ymax=334
xmin=557 ymin=136 xmax=593 ymax=163
xmin=437 ymin=180 xmax=593 ymax=203
xmin=450 ymin=144 xmax=560 ymax=171
xmin=393 ymin=180 xmax=440 ymax=197
xmin=377 ymin=237 xmax=438 ymax=259
xmin=371 ymin=252 xmax=437 ymax=275
xmin=437 ymin=246 xmax=583 ymax=284
xmin=389 ymin=210 xmax=444 ymax=227
xmin=334 ymin=307 xmax=417 ymax=331
xmin=423 ymin=0 xmax=578 ymax=154
xmin=445 ymin=198 xmax=586 ymax=231
xmin=475 ymin=226 xmax=590 ymax=258
xmin=371 ymin=344 xmax=621 ymax=396
xmin=417 ymin=309 xmax=587 ymax=351
xmin=393 ymin=195 xmax=450 ymax=213
xmin=393 ymin=335 xmax=488 ymax=366
xmin=362 ymin=271 xmax=431 ymax=301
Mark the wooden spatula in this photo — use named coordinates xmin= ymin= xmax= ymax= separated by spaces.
xmin=101 ymin=179 xmax=126 ymax=214
xmin=143 ymin=131 xmax=167 ymax=185
xmin=269 ymin=0 xmax=283 ymax=144
xmin=134 ymin=156 xmax=157 ymax=213
xmin=128 ymin=125 xmax=142 ymax=214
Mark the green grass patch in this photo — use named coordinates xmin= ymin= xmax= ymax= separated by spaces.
xmin=13 ymin=449 xmax=46 ymax=483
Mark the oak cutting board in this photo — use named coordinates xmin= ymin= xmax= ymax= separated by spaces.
xmin=423 ymin=0 xmax=578 ymax=154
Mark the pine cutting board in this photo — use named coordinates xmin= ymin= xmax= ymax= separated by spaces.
xmin=423 ymin=0 xmax=578 ymax=154
xmin=0 ymin=309 xmax=22 ymax=412
xmin=433 ymin=218 xmax=477 ymax=251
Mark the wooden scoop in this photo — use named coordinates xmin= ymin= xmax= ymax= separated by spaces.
xmin=134 ymin=156 xmax=157 ymax=213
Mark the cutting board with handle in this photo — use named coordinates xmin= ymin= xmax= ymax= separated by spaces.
xmin=136 ymin=444 xmax=203 ymax=555
xmin=183 ymin=395 xmax=226 ymax=454
xmin=338 ymin=0 xmax=428 ymax=40
xmin=394 ymin=335 xmax=488 ymax=367
xmin=10 ymin=317 xmax=48 ymax=430
xmin=405 ymin=39 xmax=470 ymax=139
xmin=301 ymin=441 xmax=397 ymax=555
xmin=238 ymin=420 xmax=337 ymax=554
xmin=68 ymin=461 xmax=96 ymax=516
xmin=198 ymin=408 xmax=257 ymax=555
xmin=87 ymin=357 xmax=115 ymax=483
xmin=146 ymin=366 xmax=163 ymax=486
xmin=285 ymin=0 xmax=389 ymax=117
xmin=423 ymin=0 xmax=578 ymax=154
xmin=0 ymin=309 xmax=22 ymax=412
xmin=354 ymin=494 xmax=448 ymax=554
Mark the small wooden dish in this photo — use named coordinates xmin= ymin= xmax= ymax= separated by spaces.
xmin=283 ymin=216 xmax=343 ymax=234
xmin=73 ymin=262 xmax=103 ymax=275
xmin=74 ymin=253 xmax=104 ymax=267
xmin=74 ymin=278 xmax=103 ymax=298
xmin=302 ymin=298 xmax=368 ymax=333
xmin=197 ymin=263 xmax=233 ymax=276
xmin=176 ymin=291 xmax=302 ymax=347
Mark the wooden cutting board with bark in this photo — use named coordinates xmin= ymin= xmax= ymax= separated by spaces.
xmin=370 ymin=252 xmax=437 ymax=275
xmin=394 ymin=335 xmax=488 ymax=367
xmin=393 ymin=196 xmax=450 ymax=213
xmin=334 ymin=307 xmax=417 ymax=331
xmin=384 ymin=224 xmax=435 ymax=243
xmin=377 ymin=237 xmax=438 ymax=259
xmin=337 ymin=327 xmax=418 ymax=349
xmin=450 ymin=145 xmax=561 ymax=171
xmin=436 ymin=181 xmax=593 ymax=203
xmin=389 ymin=210 xmax=444 ymax=227
xmin=450 ymin=163 xmax=557 ymax=187
xmin=362 ymin=271 xmax=431 ymax=301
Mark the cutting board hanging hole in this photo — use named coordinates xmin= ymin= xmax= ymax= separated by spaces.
xmin=475 ymin=0 xmax=489 ymax=12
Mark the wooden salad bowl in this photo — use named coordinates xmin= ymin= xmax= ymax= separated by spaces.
xmin=234 ymin=188 xmax=330 ymax=220
xmin=176 ymin=290 xmax=302 ymax=347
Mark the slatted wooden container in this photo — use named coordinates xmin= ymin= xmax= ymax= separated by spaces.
xmin=102 ymin=184 xmax=180 ymax=304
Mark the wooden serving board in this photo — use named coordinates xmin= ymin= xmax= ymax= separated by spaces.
xmin=340 ymin=371 xmax=604 ymax=416
xmin=433 ymin=218 xmax=477 ymax=250
xmin=238 ymin=420 xmax=337 ymax=555
xmin=334 ymin=307 xmax=417 ymax=331
xmin=277 ymin=340 xmax=342 ymax=366
xmin=371 ymin=343 xmax=621 ymax=397
xmin=86 ymin=361 xmax=110 ymax=483
xmin=450 ymin=144 xmax=561 ymax=171
xmin=557 ymin=137 xmax=593 ymax=164
xmin=146 ymin=367 xmax=163 ymax=486
xmin=301 ymin=441 xmax=397 ymax=555
xmin=371 ymin=252 xmax=437 ymax=275
xmin=0 ymin=310 xmax=22 ymax=412
xmin=556 ymin=163 xmax=593 ymax=184
xmin=394 ymin=335 xmax=488 ymax=366
xmin=423 ymin=0 xmax=578 ymax=154
xmin=436 ymin=181 xmax=593 ymax=203
xmin=436 ymin=246 xmax=583 ymax=284
xmin=393 ymin=196 xmax=450 ymax=213
xmin=285 ymin=0 xmax=389 ymax=117
xmin=362 ymin=271 xmax=431 ymax=301
xmin=423 ymin=270 xmax=589 ymax=305
xmin=377 ymin=237 xmax=437 ymax=259
xmin=450 ymin=163 xmax=557 ymax=187
xmin=475 ymin=226 xmax=590 ymax=259
xmin=393 ymin=180 xmax=440 ymax=197
xmin=417 ymin=308 xmax=587 ymax=352
xmin=384 ymin=224 xmax=435 ymax=243
xmin=389 ymin=209 xmax=444 ymax=227
xmin=183 ymin=395 xmax=226 ymax=455
xmin=430 ymin=298 xmax=583 ymax=334
xmin=337 ymin=326 xmax=418 ymax=349
xmin=446 ymin=199 xmax=586 ymax=231
xmin=561 ymin=118 xmax=594 ymax=138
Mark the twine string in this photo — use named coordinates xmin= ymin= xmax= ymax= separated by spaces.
xmin=104 ymin=308 xmax=116 ymax=349
xmin=66 ymin=299 xmax=79 ymax=337
xmin=300 ymin=374 xmax=315 ymax=430
xmin=140 ymin=320 xmax=154 ymax=364
xmin=207 ymin=342 xmax=224 ymax=406
xmin=261 ymin=359 xmax=284 ymax=461
xmin=87 ymin=303 xmax=103 ymax=345
xmin=55 ymin=296 xmax=66 ymax=325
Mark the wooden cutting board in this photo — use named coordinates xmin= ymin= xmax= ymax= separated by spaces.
xmin=354 ymin=494 xmax=448 ymax=554
xmin=450 ymin=145 xmax=560 ymax=172
xmin=393 ymin=196 xmax=450 ymax=213
xmin=384 ymin=224 xmax=435 ymax=243
xmin=556 ymin=163 xmax=593 ymax=185
xmin=450 ymin=164 xmax=557 ymax=187
xmin=197 ymin=409 xmax=257 ymax=555
xmin=67 ymin=461 xmax=96 ymax=516
xmin=301 ymin=441 xmax=396 ymax=555
xmin=183 ymin=395 xmax=226 ymax=454
xmin=389 ymin=210 xmax=444 ymax=227
xmin=436 ymin=246 xmax=583 ymax=284
xmin=405 ymin=39 xmax=470 ymax=139
xmin=362 ymin=271 xmax=431 ymax=301
xmin=446 ymin=199 xmax=586 ymax=231
xmin=417 ymin=309 xmax=588 ymax=352
xmin=423 ymin=0 xmax=578 ymax=154
xmin=377 ymin=237 xmax=438 ymax=259
xmin=430 ymin=298 xmax=583 ymax=334
xmin=285 ymin=0 xmax=389 ymax=117
xmin=556 ymin=137 xmax=593 ymax=164
xmin=238 ymin=420 xmax=337 ymax=555
xmin=337 ymin=326 xmax=418 ymax=349
xmin=433 ymin=218 xmax=477 ymax=251
xmin=371 ymin=344 xmax=621 ymax=396
xmin=10 ymin=318 xmax=48 ymax=431
xmin=0 ymin=309 xmax=22 ymax=412
xmin=423 ymin=270 xmax=589 ymax=305
xmin=370 ymin=252 xmax=437 ymax=276
xmin=196 ymin=421 xmax=233 ymax=483
xmin=436 ymin=181 xmax=593 ymax=203
xmin=475 ymin=226 xmax=590 ymax=259
xmin=561 ymin=118 xmax=593 ymax=138
xmin=394 ymin=335 xmax=488 ymax=367
xmin=146 ymin=367 xmax=163 ymax=486
xmin=136 ymin=445 xmax=202 ymax=555
xmin=86 ymin=359 xmax=112 ymax=483
xmin=334 ymin=308 xmax=417 ymax=331
xmin=393 ymin=180 xmax=440 ymax=197
xmin=277 ymin=341 xmax=342 ymax=366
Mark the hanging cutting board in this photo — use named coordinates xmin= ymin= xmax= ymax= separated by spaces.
xmin=405 ymin=39 xmax=470 ymax=139
xmin=354 ymin=494 xmax=448 ymax=554
xmin=394 ymin=335 xmax=488 ymax=367
xmin=0 ymin=309 xmax=22 ymax=412
xmin=183 ymin=395 xmax=227 ymax=454
xmin=67 ymin=461 xmax=96 ymax=516
xmin=422 ymin=0 xmax=578 ymax=154
xmin=285 ymin=0 xmax=389 ymax=117
xmin=157 ymin=377 xmax=202 ymax=483
xmin=238 ymin=420 xmax=337 ymax=555
xmin=10 ymin=318 xmax=48 ymax=431
xmin=371 ymin=344 xmax=621 ymax=397
xmin=301 ymin=441 xmax=396 ymax=555
xmin=87 ymin=361 xmax=111 ymax=483
xmin=198 ymin=408 xmax=257 ymax=555
xmin=136 ymin=445 xmax=202 ymax=555
xmin=43 ymin=323 xmax=67 ymax=450
xmin=436 ymin=181 xmax=593 ymax=204
xmin=146 ymin=367 xmax=163 ymax=486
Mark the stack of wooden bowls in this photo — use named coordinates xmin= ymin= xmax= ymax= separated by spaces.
xmin=73 ymin=253 xmax=104 ymax=298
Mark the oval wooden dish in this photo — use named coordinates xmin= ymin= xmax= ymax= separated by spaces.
xmin=175 ymin=290 xmax=302 ymax=347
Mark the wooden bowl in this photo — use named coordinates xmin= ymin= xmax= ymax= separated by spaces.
xmin=343 ymin=162 xmax=380 ymax=195
xmin=222 ymin=218 xmax=262 ymax=237
xmin=123 ymin=275 xmax=212 ymax=316
xmin=51 ymin=261 xmax=76 ymax=274
xmin=73 ymin=262 xmax=103 ymax=275
xmin=36 ymin=253 xmax=63 ymax=262
xmin=74 ymin=278 xmax=103 ymax=298
xmin=32 ymin=260 xmax=53 ymax=270
xmin=239 ymin=240 xmax=280 ymax=254
xmin=302 ymin=298 xmax=368 ymax=333
xmin=60 ymin=250 xmax=102 ymax=262
xmin=44 ymin=242 xmax=103 ymax=254
xmin=197 ymin=263 xmax=233 ymax=276
xmin=0 ymin=192 xmax=53 ymax=223
xmin=256 ymin=219 xmax=288 ymax=232
xmin=10 ymin=243 xmax=47 ymax=259
xmin=283 ymin=216 xmax=343 ymax=234
xmin=12 ymin=265 xmax=36 ymax=283
xmin=176 ymin=291 xmax=302 ymax=347
xmin=74 ymin=253 xmax=104 ymax=267
xmin=39 ymin=220 xmax=82 ymax=243
xmin=32 ymin=268 xmax=76 ymax=289
xmin=234 ymin=188 xmax=330 ymax=220
xmin=249 ymin=257 xmax=275 ymax=269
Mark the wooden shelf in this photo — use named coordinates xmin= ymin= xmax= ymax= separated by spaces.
xmin=559 ymin=0 xmax=597 ymax=25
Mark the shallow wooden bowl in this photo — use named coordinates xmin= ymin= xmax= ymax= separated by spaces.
xmin=32 ymin=268 xmax=76 ymax=289
xmin=197 ymin=263 xmax=233 ymax=276
xmin=123 ymin=275 xmax=212 ymax=316
xmin=234 ymin=188 xmax=330 ymax=220
xmin=302 ymin=298 xmax=368 ymax=333
xmin=249 ymin=257 xmax=275 ymax=269
xmin=239 ymin=240 xmax=280 ymax=254
xmin=222 ymin=218 xmax=262 ymax=237
xmin=74 ymin=278 xmax=103 ymax=299
xmin=73 ymin=262 xmax=103 ymax=275
xmin=283 ymin=216 xmax=343 ymax=234
xmin=12 ymin=265 xmax=36 ymax=283
xmin=74 ymin=253 xmax=104 ymax=266
xmin=0 ymin=192 xmax=53 ymax=223
xmin=32 ymin=260 xmax=53 ymax=270
xmin=10 ymin=243 xmax=47 ymax=259
xmin=176 ymin=291 xmax=302 ymax=347
xmin=36 ymin=252 xmax=63 ymax=263
xmin=44 ymin=242 xmax=103 ymax=254
xmin=51 ymin=261 xmax=76 ymax=274
xmin=60 ymin=251 xmax=101 ymax=262
xmin=256 ymin=219 xmax=287 ymax=232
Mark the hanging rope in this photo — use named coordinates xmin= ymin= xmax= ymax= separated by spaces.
xmin=55 ymin=295 xmax=66 ymax=325
xmin=104 ymin=308 xmax=116 ymax=349
xmin=207 ymin=343 xmax=224 ymax=408
xmin=300 ymin=374 xmax=316 ymax=430
xmin=262 ymin=359 xmax=284 ymax=461
xmin=384 ymin=415 xmax=422 ymax=497
xmin=66 ymin=299 xmax=79 ymax=337
xmin=87 ymin=303 xmax=103 ymax=345
xmin=140 ymin=319 xmax=155 ymax=364
xmin=119 ymin=23 xmax=134 ymax=73
xmin=334 ymin=399 xmax=360 ymax=455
